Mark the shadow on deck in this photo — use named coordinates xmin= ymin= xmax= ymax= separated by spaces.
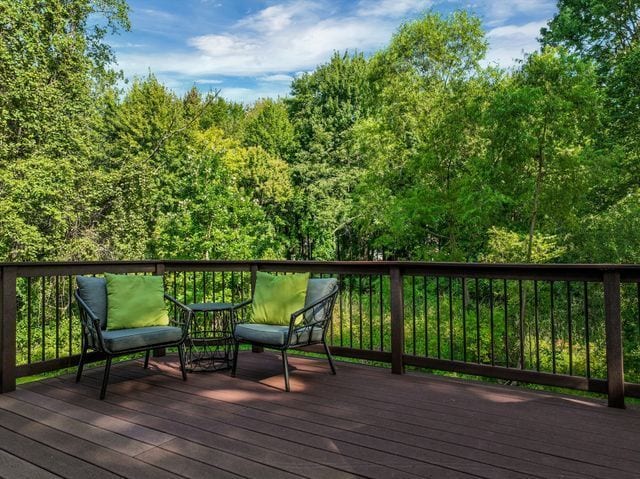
xmin=1 ymin=351 xmax=639 ymax=478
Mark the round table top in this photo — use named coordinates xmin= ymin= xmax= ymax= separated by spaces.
xmin=187 ymin=302 xmax=240 ymax=312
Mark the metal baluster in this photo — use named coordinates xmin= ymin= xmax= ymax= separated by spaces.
xmin=436 ymin=277 xmax=441 ymax=359
xmin=41 ymin=276 xmax=45 ymax=362
xmin=349 ymin=275 xmax=353 ymax=348
xmin=183 ymin=272 xmax=187 ymax=304
xmin=504 ymin=278 xmax=508 ymax=368
xmin=27 ymin=277 xmax=32 ymax=364
xmin=339 ymin=274 xmax=343 ymax=347
xmin=231 ymin=271 xmax=236 ymax=304
xmin=379 ymin=274 xmax=384 ymax=351
xmin=424 ymin=276 xmax=428 ymax=357
xmin=637 ymin=282 xmax=640 ymax=339
xmin=359 ymin=275 xmax=363 ymax=349
xmin=535 ymin=280 xmax=540 ymax=371
xmin=519 ymin=280 xmax=524 ymax=370
xmin=173 ymin=272 xmax=178 ymax=322
xmin=584 ymin=282 xmax=590 ymax=378
xmin=462 ymin=277 xmax=467 ymax=363
xmin=412 ymin=275 xmax=417 ymax=356
xmin=475 ymin=278 xmax=480 ymax=363
xmin=68 ymin=275 xmax=73 ymax=357
xmin=55 ymin=276 xmax=60 ymax=359
xmin=449 ymin=277 xmax=453 ymax=360
xmin=551 ymin=281 xmax=556 ymax=374
xmin=567 ymin=281 xmax=572 ymax=376
xmin=369 ymin=275 xmax=373 ymax=350
xmin=203 ymin=270 xmax=208 ymax=303
xmin=489 ymin=279 xmax=494 ymax=366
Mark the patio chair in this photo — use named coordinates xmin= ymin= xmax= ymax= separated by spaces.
xmin=74 ymin=276 xmax=192 ymax=399
xmin=231 ymin=277 xmax=339 ymax=391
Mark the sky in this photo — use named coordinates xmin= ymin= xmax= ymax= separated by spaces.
xmin=109 ymin=0 xmax=558 ymax=104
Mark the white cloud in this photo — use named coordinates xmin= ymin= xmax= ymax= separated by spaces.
xmin=118 ymin=1 xmax=393 ymax=78
xmin=357 ymin=0 xmax=431 ymax=17
xmin=115 ymin=0 xmax=555 ymax=102
xmin=260 ymin=74 xmax=294 ymax=82
xmin=470 ymin=0 xmax=556 ymax=27
xmin=195 ymin=79 xmax=223 ymax=84
xmin=483 ymin=21 xmax=545 ymax=67
xmin=236 ymin=2 xmax=317 ymax=33
xmin=137 ymin=8 xmax=178 ymax=20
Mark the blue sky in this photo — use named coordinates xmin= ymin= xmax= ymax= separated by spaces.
xmin=109 ymin=0 xmax=558 ymax=103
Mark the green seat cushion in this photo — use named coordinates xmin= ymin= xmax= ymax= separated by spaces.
xmin=251 ymin=272 xmax=309 ymax=325
xmin=234 ymin=323 xmax=323 ymax=347
xmin=102 ymin=326 xmax=182 ymax=352
xmin=76 ymin=276 xmax=108 ymax=329
xmin=105 ymin=274 xmax=169 ymax=330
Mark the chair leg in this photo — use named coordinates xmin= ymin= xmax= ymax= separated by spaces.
xmin=99 ymin=356 xmax=112 ymax=400
xmin=323 ymin=341 xmax=336 ymax=375
xmin=75 ymin=344 xmax=87 ymax=383
xmin=282 ymin=350 xmax=290 ymax=392
xmin=231 ymin=341 xmax=240 ymax=377
xmin=177 ymin=344 xmax=187 ymax=381
xmin=143 ymin=350 xmax=150 ymax=369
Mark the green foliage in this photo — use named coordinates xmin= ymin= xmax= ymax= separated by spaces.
xmin=481 ymin=227 xmax=567 ymax=263
xmin=352 ymin=11 xmax=492 ymax=260
xmin=0 ymin=0 xmax=128 ymax=261
xmin=287 ymin=51 xmax=371 ymax=259
xmin=1 ymin=2 xmax=640 ymax=268
xmin=541 ymin=0 xmax=639 ymax=69
xmin=243 ymin=99 xmax=296 ymax=160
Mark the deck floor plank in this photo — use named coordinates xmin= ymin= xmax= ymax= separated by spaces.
xmin=0 ymin=447 xmax=61 ymax=479
xmin=6 ymin=351 xmax=640 ymax=479
xmin=121 ymin=354 xmax=640 ymax=477
xmin=106 ymin=363 xmax=613 ymax=479
xmin=34 ymin=377 xmax=440 ymax=479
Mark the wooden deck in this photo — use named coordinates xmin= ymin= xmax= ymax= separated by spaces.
xmin=1 ymin=353 xmax=639 ymax=479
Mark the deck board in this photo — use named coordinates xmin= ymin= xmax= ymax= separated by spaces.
xmin=1 ymin=351 xmax=639 ymax=479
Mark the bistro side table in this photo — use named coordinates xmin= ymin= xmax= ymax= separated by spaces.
xmin=184 ymin=302 xmax=238 ymax=372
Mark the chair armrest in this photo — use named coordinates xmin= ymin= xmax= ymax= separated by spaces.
xmin=230 ymin=299 xmax=253 ymax=331
xmin=164 ymin=293 xmax=193 ymax=335
xmin=231 ymin=299 xmax=253 ymax=311
xmin=289 ymin=288 xmax=339 ymax=327
xmin=287 ymin=288 xmax=339 ymax=346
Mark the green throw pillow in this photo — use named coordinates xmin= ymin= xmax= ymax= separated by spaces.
xmin=252 ymin=272 xmax=309 ymax=326
xmin=105 ymin=274 xmax=169 ymax=330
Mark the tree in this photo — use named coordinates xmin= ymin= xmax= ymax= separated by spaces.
xmin=483 ymin=47 xmax=602 ymax=262
xmin=243 ymin=99 xmax=296 ymax=161
xmin=541 ymin=0 xmax=640 ymax=70
xmin=287 ymin=51 xmax=371 ymax=259
xmin=352 ymin=11 xmax=490 ymax=260
xmin=0 ymin=0 xmax=129 ymax=261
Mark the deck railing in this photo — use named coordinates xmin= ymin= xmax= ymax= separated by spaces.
xmin=1 ymin=260 xmax=639 ymax=407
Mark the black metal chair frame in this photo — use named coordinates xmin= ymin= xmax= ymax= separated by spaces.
xmin=231 ymin=283 xmax=339 ymax=391
xmin=75 ymin=291 xmax=193 ymax=399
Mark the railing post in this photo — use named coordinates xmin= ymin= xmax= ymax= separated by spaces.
xmin=250 ymin=264 xmax=258 ymax=294
xmin=250 ymin=264 xmax=262 ymax=354
xmin=153 ymin=262 xmax=167 ymax=358
xmin=155 ymin=263 xmax=165 ymax=276
xmin=390 ymin=267 xmax=404 ymax=374
xmin=1 ymin=266 xmax=17 ymax=393
xmin=603 ymin=271 xmax=624 ymax=408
